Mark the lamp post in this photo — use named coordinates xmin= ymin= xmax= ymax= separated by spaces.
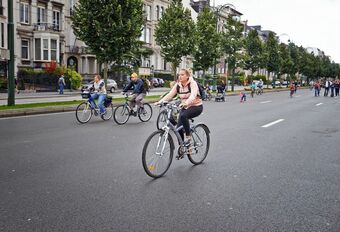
xmin=7 ymin=0 xmax=15 ymax=106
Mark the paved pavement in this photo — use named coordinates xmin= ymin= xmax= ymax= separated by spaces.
xmin=1 ymin=89 xmax=339 ymax=231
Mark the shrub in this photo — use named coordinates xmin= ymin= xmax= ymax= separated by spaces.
xmin=65 ymin=68 xmax=82 ymax=90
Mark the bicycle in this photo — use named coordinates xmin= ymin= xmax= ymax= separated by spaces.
xmin=256 ymin=88 xmax=263 ymax=95
xmin=142 ymin=102 xmax=210 ymax=178
xmin=113 ymin=93 xmax=153 ymax=125
xmin=75 ymin=91 xmax=113 ymax=124
xmin=156 ymin=100 xmax=180 ymax=130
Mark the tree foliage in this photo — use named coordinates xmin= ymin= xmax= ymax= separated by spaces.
xmin=155 ymin=0 xmax=196 ymax=79
xmin=244 ymin=29 xmax=264 ymax=74
xmin=72 ymin=0 xmax=144 ymax=64
xmin=193 ymin=6 xmax=221 ymax=74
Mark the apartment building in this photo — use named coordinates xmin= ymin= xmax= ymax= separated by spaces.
xmin=0 ymin=0 xmax=8 ymax=79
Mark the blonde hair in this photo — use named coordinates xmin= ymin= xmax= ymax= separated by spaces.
xmin=131 ymin=73 xmax=138 ymax=78
xmin=180 ymin=69 xmax=190 ymax=78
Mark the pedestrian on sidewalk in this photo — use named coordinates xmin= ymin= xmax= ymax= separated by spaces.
xmin=324 ymin=79 xmax=330 ymax=96
xmin=15 ymin=77 xmax=20 ymax=94
xmin=58 ymin=74 xmax=66 ymax=94
xmin=335 ymin=79 xmax=340 ymax=96
xmin=314 ymin=80 xmax=321 ymax=97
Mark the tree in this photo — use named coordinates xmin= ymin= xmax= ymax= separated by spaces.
xmin=222 ymin=16 xmax=245 ymax=91
xmin=264 ymin=32 xmax=280 ymax=87
xmin=279 ymin=43 xmax=294 ymax=80
xmin=244 ymin=29 xmax=264 ymax=76
xmin=287 ymin=42 xmax=301 ymax=79
xmin=193 ymin=6 xmax=221 ymax=77
xmin=155 ymin=0 xmax=196 ymax=80
xmin=72 ymin=0 xmax=144 ymax=84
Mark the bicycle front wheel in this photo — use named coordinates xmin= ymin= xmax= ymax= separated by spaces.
xmin=76 ymin=102 xmax=92 ymax=124
xmin=138 ymin=103 xmax=153 ymax=122
xmin=188 ymin=124 xmax=210 ymax=165
xmin=156 ymin=110 xmax=167 ymax=130
xmin=142 ymin=130 xmax=174 ymax=178
xmin=113 ymin=105 xmax=130 ymax=125
xmin=101 ymin=103 xmax=114 ymax=121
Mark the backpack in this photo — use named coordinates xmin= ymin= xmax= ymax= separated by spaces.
xmin=141 ymin=77 xmax=150 ymax=92
xmin=176 ymin=81 xmax=206 ymax=100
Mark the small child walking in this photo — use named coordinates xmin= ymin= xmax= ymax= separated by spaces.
xmin=240 ymin=91 xmax=246 ymax=103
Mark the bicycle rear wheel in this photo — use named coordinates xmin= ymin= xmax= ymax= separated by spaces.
xmin=113 ymin=105 xmax=130 ymax=125
xmin=188 ymin=124 xmax=210 ymax=165
xmin=138 ymin=103 xmax=153 ymax=122
xmin=76 ymin=102 xmax=92 ymax=124
xmin=142 ymin=130 xmax=174 ymax=178
xmin=156 ymin=109 xmax=167 ymax=130
xmin=101 ymin=103 xmax=113 ymax=121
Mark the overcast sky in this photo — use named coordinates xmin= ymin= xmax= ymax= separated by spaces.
xmin=214 ymin=0 xmax=340 ymax=63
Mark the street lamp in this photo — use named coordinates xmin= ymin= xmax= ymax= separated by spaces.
xmin=278 ymin=33 xmax=291 ymax=44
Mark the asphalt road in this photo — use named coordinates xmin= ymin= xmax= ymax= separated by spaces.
xmin=0 ymin=89 xmax=339 ymax=232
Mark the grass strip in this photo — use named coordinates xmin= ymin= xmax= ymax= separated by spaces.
xmin=0 ymin=95 xmax=161 ymax=111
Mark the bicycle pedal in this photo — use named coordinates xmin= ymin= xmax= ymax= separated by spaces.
xmin=176 ymin=154 xmax=184 ymax=160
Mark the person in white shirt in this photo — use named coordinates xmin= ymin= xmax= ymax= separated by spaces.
xmin=89 ymin=74 xmax=107 ymax=115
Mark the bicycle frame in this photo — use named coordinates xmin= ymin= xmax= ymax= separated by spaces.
xmin=158 ymin=103 xmax=204 ymax=155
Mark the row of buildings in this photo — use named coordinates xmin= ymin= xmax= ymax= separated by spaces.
xmin=0 ymin=0 xmax=301 ymax=86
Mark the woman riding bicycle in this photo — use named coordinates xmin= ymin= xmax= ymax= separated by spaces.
xmin=155 ymin=69 xmax=203 ymax=145
xmin=89 ymin=74 xmax=107 ymax=116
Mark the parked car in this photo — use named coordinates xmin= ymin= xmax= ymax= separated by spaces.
xmin=282 ymin=81 xmax=289 ymax=87
xmin=272 ymin=80 xmax=281 ymax=87
xmin=81 ymin=79 xmax=118 ymax=93
xmin=157 ymin=78 xmax=165 ymax=87
xmin=151 ymin=78 xmax=159 ymax=87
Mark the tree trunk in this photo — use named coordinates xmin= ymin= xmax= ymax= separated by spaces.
xmin=231 ymin=68 xmax=235 ymax=92
xmin=172 ymin=63 xmax=177 ymax=81
xmin=103 ymin=61 xmax=108 ymax=87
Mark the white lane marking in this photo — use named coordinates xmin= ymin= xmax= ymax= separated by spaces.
xmin=261 ymin=119 xmax=285 ymax=128
xmin=260 ymin=101 xmax=272 ymax=104
xmin=0 ymin=111 xmax=74 ymax=120
xmin=315 ymin=103 xmax=323 ymax=106
xmin=295 ymin=95 xmax=301 ymax=98
xmin=335 ymin=97 xmax=338 ymax=99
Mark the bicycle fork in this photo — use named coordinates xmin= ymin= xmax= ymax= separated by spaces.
xmin=156 ymin=129 xmax=169 ymax=157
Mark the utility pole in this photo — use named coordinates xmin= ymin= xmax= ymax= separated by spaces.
xmin=8 ymin=0 xmax=15 ymax=106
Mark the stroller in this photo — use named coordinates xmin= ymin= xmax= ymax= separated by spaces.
xmin=215 ymin=84 xmax=226 ymax=102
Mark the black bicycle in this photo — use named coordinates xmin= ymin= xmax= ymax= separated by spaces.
xmin=256 ymin=88 xmax=264 ymax=95
xmin=142 ymin=102 xmax=210 ymax=178
xmin=75 ymin=91 xmax=113 ymax=124
xmin=113 ymin=93 xmax=153 ymax=125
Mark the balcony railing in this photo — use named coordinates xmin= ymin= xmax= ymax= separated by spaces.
xmin=33 ymin=23 xmax=61 ymax=32
xmin=65 ymin=46 xmax=93 ymax=54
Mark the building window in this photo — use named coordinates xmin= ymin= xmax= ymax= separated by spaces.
xmin=160 ymin=7 xmax=164 ymax=18
xmin=43 ymin=39 xmax=49 ymax=60
xmin=146 ymin=5 xmax=151 ymax=21
xmin=156 ymin=6 xmax=160 ymax=20
xmin=51 ymin=39 xmax=57 ymax=60
xmin=37 ymin=6 xmax=47 ymax=25
xmin=20 ymin=3 xmax=29 ymax=24
xmin=52 ymin=10 xmax=60 ymax=31
xmin=21 ymin=39 xmax=29 ymax=60
xmin=146 ymin=28 xmax=151 ymax=44
xmin=140 ymin=27 xmax=145 ymax=42
xmin=0 ymin=23 xmax=4 ymax=48
xmin=0 ymin=0 xmax=4 ymax=16
xmin=35 ymin=38 xmax=41 ymax=60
